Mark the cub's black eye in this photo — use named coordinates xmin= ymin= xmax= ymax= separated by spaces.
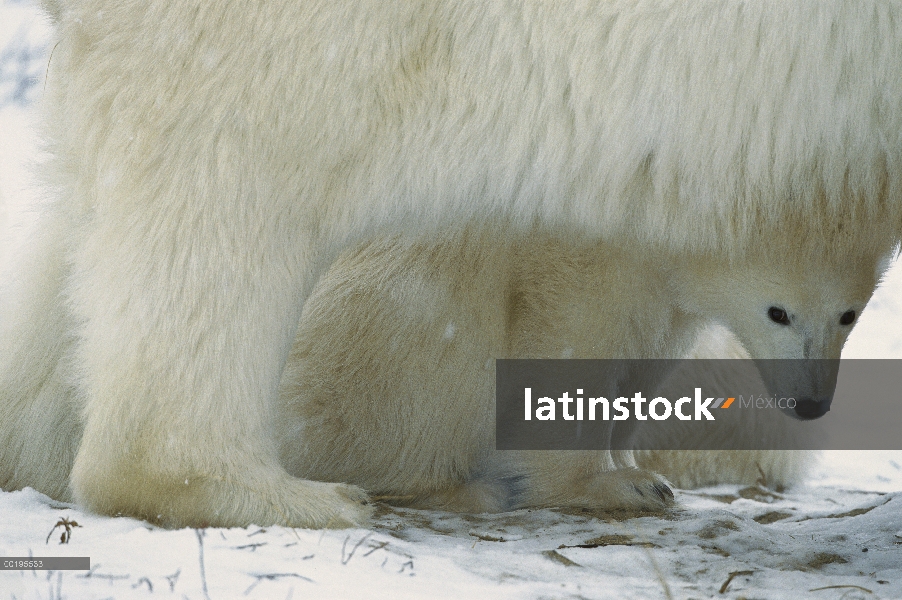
xmin=768 ymin=307 xmax=790 ymax=325
xmin=840 ymin=310 xmax=856 ymax=326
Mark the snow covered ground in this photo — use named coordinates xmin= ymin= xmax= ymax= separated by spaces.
xmin=2 ymin=474 xmax=902 ymax=600
xmin=1 ymin=2 xmax=900 ymax=598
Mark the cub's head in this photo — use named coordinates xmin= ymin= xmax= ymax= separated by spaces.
xmin=673 ymin=247 xmax=897 ymax=420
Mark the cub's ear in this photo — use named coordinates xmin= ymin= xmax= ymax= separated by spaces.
xmin=41 ymin=0 xmax=64 ymax=24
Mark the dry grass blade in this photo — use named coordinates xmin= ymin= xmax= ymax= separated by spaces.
xmin=719 ymin=570 xmax=755 ymax=594
xmin=809 ymin=585 xmax=874 ymax=594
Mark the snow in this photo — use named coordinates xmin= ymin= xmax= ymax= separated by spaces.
xmin=3 ymin=470 xmax=902 ymax=599
xmin=1 ymin=2 xmax=900 ymax=598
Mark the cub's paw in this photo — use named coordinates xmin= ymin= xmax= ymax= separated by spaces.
xmin=632 ymin=478 xmax=674 ymax=505
xmin=551 ymin=467 xmax=675 ymax=513
xmin=595 ymin=467 xmax=675 ymax=512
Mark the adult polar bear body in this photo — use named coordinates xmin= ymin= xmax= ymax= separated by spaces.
xmin=1 ymin=0 xmax=900 ymax=527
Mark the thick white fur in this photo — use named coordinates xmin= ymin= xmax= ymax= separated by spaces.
xmin=632 ymin=325 xmax=815 ymax=490
xmin=275 ymin=232 xmax=882 ymax=512
xmin=1 ymin=1 xmax=900 ymax=527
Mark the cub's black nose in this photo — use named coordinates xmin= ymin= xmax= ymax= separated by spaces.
xmin=793 ymin=397 xmax=832 ymax=420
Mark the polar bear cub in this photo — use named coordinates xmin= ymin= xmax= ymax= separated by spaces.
xmin=274 ymin=231 xmax=889 ymax=512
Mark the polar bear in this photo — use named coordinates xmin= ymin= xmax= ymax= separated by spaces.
xmin=1 ymin=0 xmax=900 ymax=527
xmin=273 ymin=231 xmax=887 ymax=512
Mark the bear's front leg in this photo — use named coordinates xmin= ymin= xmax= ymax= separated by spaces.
xmin=66 ymin=213 xmax=370 ymax=528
